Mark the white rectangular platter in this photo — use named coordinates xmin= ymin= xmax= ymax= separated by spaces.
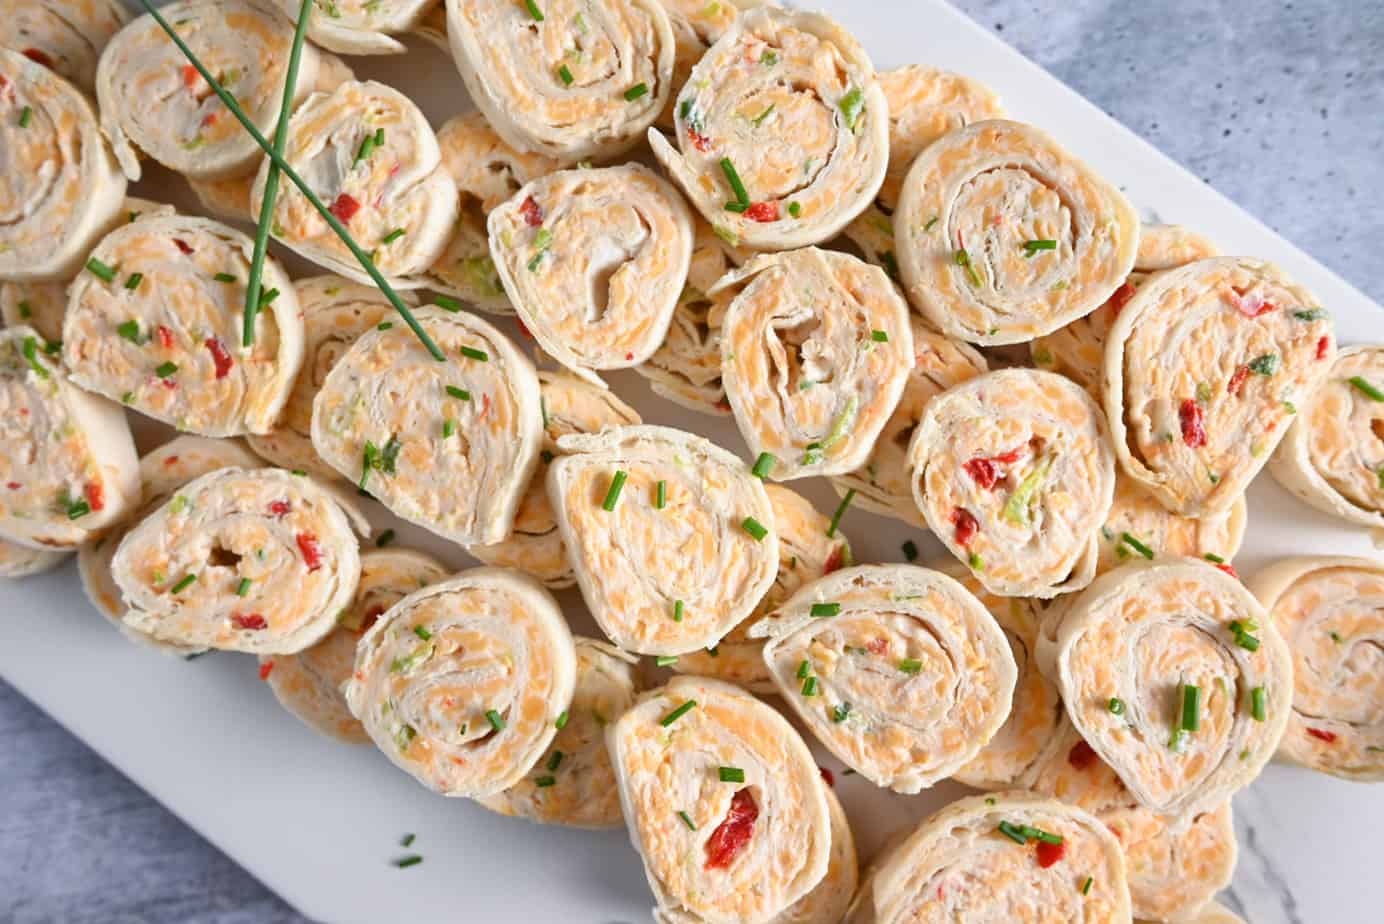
xmin=3 ymin=1 xmax=1381 ymax=921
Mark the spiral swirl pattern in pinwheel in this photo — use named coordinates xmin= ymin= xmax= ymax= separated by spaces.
xmin=447 ymin=0 xmax=674 ymax=162
xmin=1250 ymin=556 xmax=1384 ymax=781
xmin=1045 ymin=557 xmax=1294 ymax=816
xmin=0 ymin=0 xmax=128 ymax=93
xmin=547 ymin=425 xmax=778 ymax=656
xmin=650 ymin=7 xmax=887 ymax=251
xmin=274 ymin=0 xmax=437 ymax=55
xmin=346 ymin=567 xmax=577 ymax=797
xmin=894 ymin=119 xmax=1139 ymax=345
xmin=0 ymin=49 xmax=126 ymax=281
xmin=311 ymin=307 xmax=543 ymax=546
xmin=113 ymin=467 xmax=363 ymax=655
xmin=489 ymin=164 xmax=693 ymax=380
xmin=717 ymin=247 xmax=914 ymax=480
xmin=1094 ymin=474 xmax=1247 ymax=576
xmin=653 ymin=0 xmax=745 ymax=130
xmin=908 ymin=368 xmax=1116 ymax=598
xmin=0 ymin=325 xmax=139 ymax=550
xmin=751 ymin=564 xmax=1016 ymax=793
xmin=478 ymin=637 xmax=640 ymax=828
xmin=1269 ymin=345 xmax=1384 ymax=530
xmin=64 ymin=214 xmax=304 ymax=437
xmin=608 ymin=676 xmax=832 ymax=924
xmin=1104 ymin=256 xmax=1336 ymax=516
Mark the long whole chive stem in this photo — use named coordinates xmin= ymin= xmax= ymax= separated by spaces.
xmin=655 ymin=479 xmax=666 ymax=509
xmin=751 ymin=452 xmax=776 ymax=479
xmin=1250 ymin=685 xmax=1266 ymax=722
xmin=602 ymin=470 xmax=628 ymax=511
xmin=719 ymin=157 xmax=749 ymax=205
xmin=243 ymin=0 xmax=312 ymax=348
xmin=809 ymin=602 xmax=840 ymax=618
xmin=717 ymin=766 xmax=745 ymax=783
xmin=660 ymin=699 xmax=696 ymax=726
xmin=827 ymin=489 xmax=855 ymax=537
xmin=1180 ymin=683 xmax=1201 ymax=732
xmin=136 ymin=0 xmax=444 ymax=362
xmin=1120 ymin=532 xmax=1154 ymax=560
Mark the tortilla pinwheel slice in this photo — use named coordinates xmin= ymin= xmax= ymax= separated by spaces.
xmin=0 ymin=540 xmax=67 ymax=578
xmin=651 ymin=7 xmax=886 ymax=251
xmin=251 ymin=80 xmax=458 ymax=289
xmin=477 ymin=637 xmax=640 ymax=828
xmin=312 ymin=307 xmax=542 ymax=546
xmin=894 ymin=119 xmax=1139 ymax=346
xmin=908 ymin=367 xmax=1116 ymax=598
xmin=716 ymin=248 xmax=913 ymax=480
xmin=1095 ymin=474 xmax=1247 ymax=576
xmin=489 ymin=164 xmax=694 ymax=380
xmin=1269 ymin=344 xmax=1384 ymax=530
xmin=263 ymin=547 xmax=449 ymax=744
xmin=411 ymin=3 xmax=447 ymax=50
xmin=772 ymin=785 xmax=857 ymax=924
xmin=547 ymin=425 xmax=778 ymax=656
xmin=608 ymin=676 xmax=832 ymax=924
xmin=467 ymin=371 xmax=640 ymax=587
xmin=79 ymin=435 xmax=264 ymax=656
xmin=346 ymin=567 xmax=577 ymax=797
xmin=1101 ymin=800 xmax=1237 ymax=923
xmin=112 ymin=466 xmax=363 ymax=655
xmin=672 ymin=483 xmax=849 ymax=690
xmin=847 ymin=791 xmax=1130 ymax=924
xmin=1164 ymin=902 xmax=1245 ymax=924
xmin=0 ymin=326 xmax=139 ymax=550
xmin=447 ymin=0 xmax=674 ymax=162
xmin=0 ymin=0 xmax=127 ymax=94
xmin=273 ymin=0 xmax=437 ymax=55
xmin=751 ymin=563 xmax=1016 ymax=793
xmin=1031 ymin=224 xmax=1220 ymax=393
xmin=1045 ymin=557 xmax=1293 ymax=816
xmin=1249 ymin=556 xmax=1384 ymax=780
xmin=247 ymin=276 xmax=413 ymax=482
xmin=1105 ymin=256 xmax=1335 ymax=516
xmin=829 ymin=320 xmax=988 ymax=525
xmin=653 ymin=0 xmax=746 ymax=130
xmin=0 ymin=49 xmax=126 ymax=282
xmin=425 ymin=112 xmax=561 ymax=315
xmin=63 ymin=214 xmax=304 ymax=437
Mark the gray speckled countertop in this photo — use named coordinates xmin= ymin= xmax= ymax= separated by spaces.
xmin=3 ymin=2 xmax=1382 ymax=922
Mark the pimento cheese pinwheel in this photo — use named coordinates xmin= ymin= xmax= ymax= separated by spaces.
xmin=311 ymin=307 xmax=543 ymax=546
xmin=894 ymin=120 xmax=1139 ymax=345
xmin=1101 ymin=801 xmax=1237 ymax=923
xmin=846 ymin=791 xmax=1130 ymax=924
xmin=0 ymin=325 xmax=139 ymax=550
xmin=246 ymin=275 xmax=415 ymax=482
xmin=1095 ymin=474 xmax=1247 ymax=576
xmin=650 ymin=7 xmax=887 ymax=251
xmin=0 ymin=0 xmax=128 ymax=94
xmin=772 ymin=786 xmax=857 ymax=924
xmin=1269 ymin=345 xmax=1384 ymax=530
xmin=907 ymin=367 xmax=1116 ymax=598
xmin=112 ymin=466 xmax=364 ymax=655
xmin=1104 ymin=256 xmax=1335 ymax=516
xmin=251 ymin=80 xmax=458 ymax=289
xmin=262 ymin=547 xmax=449 ymax=744
xmin=608 ymin=676 xmax=832 ymax=924
xmin=63 ymin=213 xmax=304 ymax=437
xmin=750 ymin=563 xmax=1017 ymax=793
xmin=96 ymin=0 xmax=345 ymax=182
xmin=488 ymin=164 xmax=694 ymax=380
xmin=345 ymin=567 xmax=577 ymax=797
xmin=447 ymin=0 xmax=674 ymax=163
xmin=1031 ymin=224 xmax=1219 ymax=393
xmin=672 ymin=482 xmax=849 ymax=691
xmin=0 ymin=48 xmax=126 ymax=282
xmin=1249 ymin=556 xmax=1384 ymax=780
xmin=79 ymin=435 xmax=263 ymax=656
xmin=716 ymin=247 xmax=914 ymax=480
xmin=546 ymin=425 xmax=779 ymax=656
xmin=1044 ymin=557 xmax=1293 ymax=817
xmin=425 ymin=112 xmax=560 ymax=315
xmin=829 ymin=319 xmax=988 ymax=525
xmin=477 ymin=637 xmax=640 ymax=828
xmin=273 ymin=0 xmax=438 ymax=56
xmin=468 ymin=371 xmax=640 ymax=586
xmin=842 ymin=65 xmax=1005 ymax=281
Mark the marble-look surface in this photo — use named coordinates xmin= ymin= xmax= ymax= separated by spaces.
xmin=2 ymin=2 xmax=1381 ymax=922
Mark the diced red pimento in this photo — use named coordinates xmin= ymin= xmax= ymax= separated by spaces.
xmin=745 ymin=201 xmax=779 ymax=223
xmin=1213 ymin=562 xmax=1239 ymax=579
xmin=1317 ymin=336 xmax=1330 ymax=361
xmin=1307 ymin=728 xmax=1338 ymax=744
xmin=23 ymin=48 xmax=56 ymax=69
xmin=157 ymin=325 xmax=174 ymax=350
xmin=6 ymin=482 xmax=19 ymax=490
xmin=297 ymin=533 xmax=324 ymax=571
xmin=200 ymin=113 xmax=218 ymax=129
xmin=329 ymin=193 xmax=361 ymax=223
xmin=963 ymin=448 xmax=1026 ymax=490
xmin=1067 ymin=740 xmax=1098 ymax=771
xmin=181 ymin=65 xmax=199 ymax=90
xmin=1228 ymin=288 xmax=1276 ymax=318
xmin=518 ymin=196 xmax=544 ymax=227
xmin=823 ymin=545 xmax=846 ymax=574
xmin=232 ymin=612 xmax=268 ymax=630
xmin=687 ymin=126 xmax=713 ymax=152
xmin=205 ymin=337 xmax=233 ymax=379
xmin=1179 ymin=399 xmax=1207 ymax=448
xmin=950 ymin=507 xmax=979 ymax=546
xmin=866 ymin=637 xmax=889 ymax=656
xmin=1105 ymin=281 xmax=1137 ymax=318
xmin=1035 ymin=840 xmax=1066 ymax=868
xmin=173 ymin=239 xmax=194 ymax=255
xmin=259 ymin=660 xmax=274 ymax=681
xmin=84 ymin=481 xmax=105 ymax=513
xmin=819 ymin=767 xmax=834 ymax=787
xmin=704 ymin=788 xmax=758 ymax=870
xmin=1228 ymin=364 xmax=1250 ymax=397
xmin=268 ymin=500 xmax=291 ymax=517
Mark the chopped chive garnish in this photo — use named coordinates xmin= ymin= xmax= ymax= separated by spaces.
xmin=558 ymin=64 xmax=574 ymax=85
xmin=378 ymin=322 xmax=393 ymax=331
xmin=724 ymin=200 xmax=749 ymax=213
xmin=827 ymin=489 xmax=855 ymax=537
xmin=1203 ymin=552 xmax=1225 ymax=564
xmin=434 ymin=295 xmax=462 ymax=312
xmin=655 ymin=480 xmax=667 ymax=509
xmin=997 ymin=820 xmax=1027 ymax=844
xmin=924 ymin=215 xmax=939 ymax=231
xmin=837 ymin=86 xmax=865 ymax=131
xmin=902 ymin=540 xmax=918 ymax=561
xmin=460 ymin=346 xmax=489 ymax=362
xmin=677 ymin=810 xmax=697 ymax=830
xmin=382 ymin=228 xmax=406 ymax=245
xmin=602 ymin=470 xmax=628 ymax=511
xmin=257 ymin=287 xmax=280 ymax=308
xmin=717 ymin=766 xmax=745 ymax=783
xmin=1247 ymin=353 xmax=1280 ymax=376
xmin=968 ymin=551 xmax=985 ymax=571
xmin=796 ymin=659 xmax=811 ymax=679
xmin=809 ymin=602 xmax=840 ymax=618
xmin=524 ymin=0 xmax=543 ymax=21
xmin=831 ymin=703 xmax=850 ymax=723
xmin=1022 ymin=826 xmax=1063 ymax=845
xmin=1108 ymin=697 xmax=1125 ymax=715
xmin=623 ymin=83 xmax=648 ymax=101
xmin=353 ymin=132 xmax=377 ymax=165
xmin=751 ymin=452 xmax=776 ymax=479
xmin=1180 ymin=683 xmax=1201 ymax=732
xmin=124 ymin=272 xmax=144 ymax=291
xmin=1250 ymin=685 xmax=1266 ymax=722
xmin=376 ymin=528 xmax=397 ymax=547
xmin=1022 ymin=239 xmax=1057 ymax=256
xmin=86 ymin=258 xmax=116 ymax=282
xmin=442 ymin=419 xmax=455 ymax=438
xmin=155 ymin=361 xmax=178 ymax=378
xmin=1349 ymin=376 xmax=1384 ymax=401
xmin=413 ymin=625 xmax=432 ymax=641
xmin=381 ymin=434 xmax=402 ymax=474
xmin=545 ymin=750 xmax=564 ymax=773
xmin=672 ymin=599 xmax=684 ymax=622
xmin=1293 ymin=308 xmax=1328 ymax=321
xmin=954 ymin=248 xmax=982 ymax=286
xmin=360 ymin=440 xmax=378 ymax=490
xmin=870 ymin=329 xmax=889 ymax=342
xmin=236 ymin=578 xmax=252 ymax=597
xmin=752 ymin=104 xmax=775 ymax=126
xmin=660 ymin=699 xmax=697 ymax=726
xmin=400 ymin=833 xmax=415 ymax=847
xmin=485 ymin=709 xmax=506 ymax=732
xmin=116 ymin=320 xmax=142 ymax=343
xmin=445 ymin=385 xmax=471 ymax=401
xmin=898 ymin=658 xmax=923 ymax=675
xmin=213 ymin=272 xmax=237 ymax=283
xmin=719 ymin=158 xmax=749 ymax=205
xmin=16 ymin=301 xmax=31 ymax=319
xmin=1120 ymin=532 xmax=1154 ymax=560
xmin=555 ymin=710 xmax=569 ymax=730
xmin=535 ymin=775 xmax=556 ymax=787
xmin=787 ymin=201 xmax=801 ymax=218
xmin=655 ymin=655 xmax=678 ymax=667
xmin=171 ymin=574 xmax=197 ymax=594
xmin=18 ymin=106 xmax=32 ymax=128
xmin=740 ymin=516 xmax=768 ymax=541
xmin=1082 ymin=877 xmax=1094 ymax=896
xmin=801 ymin=676 xmax=819 ymax=696
xmin=394 ymin=855 xmax=422 ymax=868
xmin=1229 ymin=618 xmax=1261 ymax=651
xmin=65 ymin=499 xmax=91 ymax=520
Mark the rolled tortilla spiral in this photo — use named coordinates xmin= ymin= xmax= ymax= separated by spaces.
xmin=0 ymin=0 xmax=129 ymax=94
xmin=717 ymin=247 xmax=914 ymax=480
xmin=652 ymin=0 xmax=747 ymax=131
xmin=771 ymin=786 xmax=857 ymax=924
xmin=345 ymin=566 xmax=577 ymax=797
xmin=894 ymin=119 xmax=1139 ymax=345
xmin=63 ymin=213 xmax=304 ymax=437
xmin=608 ymin=675 xmax=832 ymax=924
xmin=273 ymin=0 xmax=439 ymax=56
xmin=1095 ymin=474 xmax=1247 ymax=576
xmin=0 ymin=48 xmax=126 ymax=281
xmin=112 ymin=466 xmax=364 ymax=655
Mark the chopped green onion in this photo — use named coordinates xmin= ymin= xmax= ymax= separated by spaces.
xmin=1349 ymin=376 xmax=1384 ymax=401
xmin=236 ymin=578 xmax=252 ymax=597
xmin=16 ymin=301 xmax=31 ymax=319
xmin=810 ymin=602 xmax=840 ymax=618
xmin=602 ymin=470 xmax=628 ymax=511
xmin=827 ymin=489 xmax=855 ymax=537
xmin=787 ymin=201 xmax=801 ymax=218
xmin=558 ymin=64 xmax=574 ymax=85
xmin=382 ymin=228 xmax=406 ymax=245
xmin=155 ymin=361 xmax=178 ymax=379
xmin=360 ymin=440 xmax=378 ymax=490
xmin=442 ymin=419 xmax=455 ymax=438
xmin=377 ymin=322 xmax=393 ymax=331
xmin=953 ymin=248 xmax=982 ymax=287
xmin=413 ymin=625 xmax=432 ymax=641
xmin=1082 ymin=876 xmax=1094 ymax=896
xmin=213 ymin=272 xmax=237 ymax=283
xmin=380 ymin=434 xmax=402 ymax=474
xmin=1247 ymin=353 xmax=1280 ymax=376
xmin=1180 ymin=683 xmax=1201 ymax=732
xmin=831 ymin=703 xmax=850 ymax=723
xmin=751 ymin=452 xmax=776 ymax=479
xmin=117 ymin=320 xmax=142 ymax=343
xmin=660 ymin=699 xmax=697 ymax=726
xmin=394 ymin=855 xmax=422 ymax=868
xmin=838 ymin=86 xmax=865 ymax=131
xmin=65 ymin=499 xmax=91 ymax=520
xmin=720 ymin=157 xmax=749 ymax=205
xmin=723 ymin=200 xmax=749 ymax=213
xmin=445 ymin=385 xmax=471 ymax=401
xmin=623 ymin=83 xmax=648 ymax=101
xmin=902 ymin=540 xmax=918 ymax=561
xmin=1022 ymin=239 xmax=1057 ymax=256
xmin=997 ymin=820 xmax=1027 ymax=844
xmin=400 ymin=833 xmax=415 ymax=847
xmin=376 ymin=528 xmax=396 ymax=548
xmin=546 ymin=750 xmax=564 ymax=772
xmin=1002 ymin=457 xmax=1052 ymax=525
xmin=1250 ymin=686 xmax=1266 ymax=722
xmin=485 ymin=709 xmax=506 ymax=732
xmin=1022 ymin=826 xmax=1063 ymax=845
xmin=18 ymin=106 xmax=32 ymax=128
xmin=924 ymin=215 xmax=939 ymax=231
xmin=741 ymin=516 xmax=768 ymax=541
xmin=672 ymin=599 xmax=684 ymax=622
xmin=655 ymin=655 xmax=678 ymax=667
xmin=1108 ymin=697 xmax=1125 ymax=715
xmin=968 ymin=551 xmax=985 ymax=571
xmin=796 ymin=659 xmax=812 ymax=679
xmin=751 ymin=104 xmax=775 ymax=126
xmin=760 ymin=49 xmax=777 ymax=65
xmin=534 ymin=776 xmax=558 ymax=789
xmin=677 ymin=810 xmax=697 ymax=830
xmin=124 ymin=272 xmax=144 ymax=291
xmin=1204 ymin=552 xmax=1226 ymax=564
xmin=801 ymin=676 xmax=819 ymax=696
xmin=717 ymin=766 xmax=745 ymax=783
xmin=460 ymin=345 xmax=489 ymax=362
xmin=1229 ymin=619 xmax=1261 ymax=651
xmin=1293 ymin=308 xmax=1328 ymax=321
xmin=1120 ymin=532 xmax=1154 ymax=560
xmin=171 ymin=573 xmax=197 ymax=594
xmin=898 ymin=658 xmax=923 ymax=675
xmin=655 ymin=480 xmax=667 ymax=509
xmin=257 ymin=286 xmax=280 ymax=308
xmin=555 ymin=711 xmax=569 ymax=730
xmin=86 ymin=258 xmax=116 ymax=283
xmin=870 ymin=329 xmax=889 ymax=342
xmin=434 ymin=295 xmax=462 ymax=312
xmin=524 ymin=0 xmax=543 ymax=21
